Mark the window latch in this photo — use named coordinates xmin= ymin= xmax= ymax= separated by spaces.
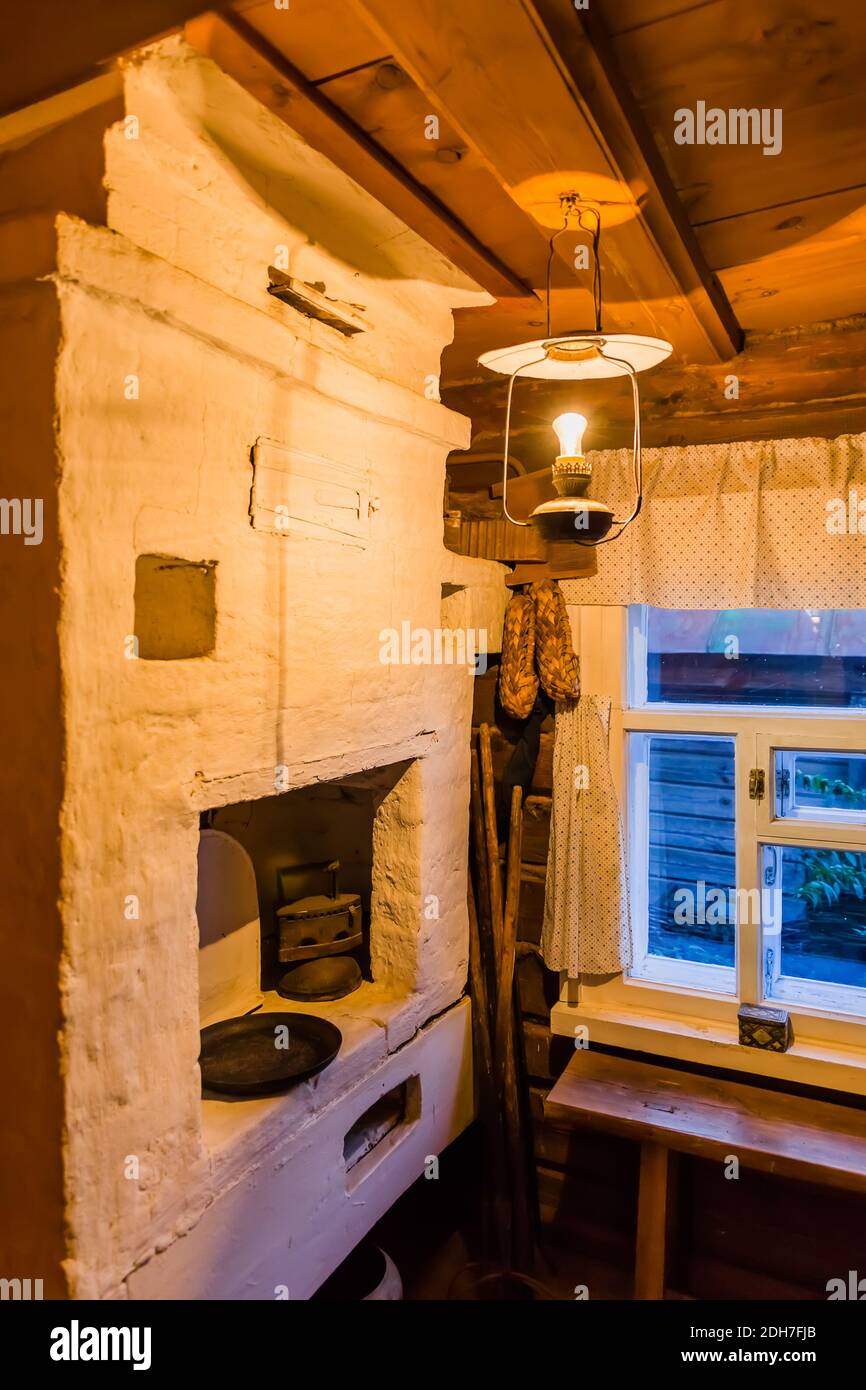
xmin=749 ymin=767 xmax=766 ymax=801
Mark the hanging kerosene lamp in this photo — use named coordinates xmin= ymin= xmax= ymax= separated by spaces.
xmin=478 ymin=194 xmax=672 ymax=545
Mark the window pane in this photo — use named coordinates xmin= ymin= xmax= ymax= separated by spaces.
xmin=639 ymin=607 xmax=866 ymax=707
xmin=762 ymin=845 xmax=866 ymax=996
xmin=643 ymin=734 xmax=736 ymax=971
xmin=775 ymin=749 xmax=866 ymax=824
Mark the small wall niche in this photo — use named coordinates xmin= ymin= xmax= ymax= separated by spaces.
xmin=134 ymin=553 xmax=216 ymax=659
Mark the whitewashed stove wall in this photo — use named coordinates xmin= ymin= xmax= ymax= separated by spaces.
xmin=13 ymin=39 xmax=505 ymax=1296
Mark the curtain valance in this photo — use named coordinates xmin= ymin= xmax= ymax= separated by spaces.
xmin=560 ymin=433 xmax=866 ymax=609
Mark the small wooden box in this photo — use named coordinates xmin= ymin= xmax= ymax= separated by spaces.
xmin=738 ymin=1003 xmax=794 ymax=1052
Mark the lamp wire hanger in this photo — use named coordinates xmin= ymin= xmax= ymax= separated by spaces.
xmin=492 ymin=192 xmax=669 ymax=548
xmin=545 ymin=198 xmax=602 ymax=337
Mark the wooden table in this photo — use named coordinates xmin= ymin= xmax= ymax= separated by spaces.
xmin=544 ymin=1049 xmax=866 ymax=1299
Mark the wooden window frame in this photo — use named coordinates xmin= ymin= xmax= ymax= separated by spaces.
xmin=550 ymin=605 xmax=866 ymax=1094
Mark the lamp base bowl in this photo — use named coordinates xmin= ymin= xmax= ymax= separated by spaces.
xmin=530 ymin=497 xmax=614 ymax=543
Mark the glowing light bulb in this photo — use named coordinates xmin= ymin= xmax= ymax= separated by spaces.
xmin=552 ymin=412 xmax=588 ymax=459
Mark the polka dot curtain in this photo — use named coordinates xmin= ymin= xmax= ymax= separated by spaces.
xmin=560 ymin=434 xmax=866 ymax=609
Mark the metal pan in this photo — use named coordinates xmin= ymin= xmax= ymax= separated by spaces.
xmin=200 ymin=1011 xmax=342 ymax=1097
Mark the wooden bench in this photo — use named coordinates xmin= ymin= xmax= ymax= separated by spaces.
xmin=544 ymin=1049 xmax=866 ymax=1299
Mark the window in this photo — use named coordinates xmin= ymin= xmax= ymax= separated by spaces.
xmin=628 ymin=605 xmax=866 ymax=1019
xmin=570 ymin=605 xmax=866 ymax=1069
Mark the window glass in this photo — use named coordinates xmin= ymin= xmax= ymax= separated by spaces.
xmin=775 ymin=749 xmax=866 ymax=823
xmin=762 ymin=844 xmax=866 ymax=995
xmin=640 ymin=607 xmax=866 ymax=707
xmin=642 ymin=734 xmax=735 ymax=970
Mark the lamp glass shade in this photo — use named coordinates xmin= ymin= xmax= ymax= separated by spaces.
xmin=552 ymin=412 xmax=587 ymax=457
xmin=478 ymin=332 xmax=672 ymax=380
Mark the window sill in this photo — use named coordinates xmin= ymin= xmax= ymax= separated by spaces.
xmin=550 ymin=999 xmax=866 ymax=1098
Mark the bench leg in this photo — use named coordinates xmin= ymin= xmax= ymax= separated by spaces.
xmin=635 ymin=1141 xmax=677 ymax=1299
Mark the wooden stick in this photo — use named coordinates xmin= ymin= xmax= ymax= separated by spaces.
xmin=467 ymin=877 xmax=508 ymax=1268
xmin=497 ymin=784 xmax=524 ymax=1065
xmin=478 ymin=724 xmax=504 ymax=965
xmin=497 ymin=785 xmax=535 ymax=1272
xmin=467 ymin=878 xmax=494 ymax=1112
xmin=469 ymin=745 xmax=495 ymax=1024
xmin=478 ymin=726 xmax=517 ymax=1268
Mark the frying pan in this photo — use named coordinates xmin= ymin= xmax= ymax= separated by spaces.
xmin=200 ymin=1010 xmax=342 ymax=1096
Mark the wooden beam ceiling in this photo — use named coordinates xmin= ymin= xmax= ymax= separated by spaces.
xmin=3 ymin=0 xmax=864 ymax=479
xmin=231 ymin=0 xmax=387 ymax=84
xmin=349 ymin=0 xmax=742 ymax=363
xmin=522 ymin=0 xmax=743 ymax=359
xmin=148 ymin=1 xmax=866 ymax=459
xmin=607 ymin=0 xmax=866 ymax=334
xmin=185 ymin=11 xmax=532 ymax=299
xmin=222 ymin=0 xmax=865 ymax=455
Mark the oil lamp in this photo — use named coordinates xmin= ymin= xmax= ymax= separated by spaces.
xmin=478 ymin=195 xmax=672 ymax=546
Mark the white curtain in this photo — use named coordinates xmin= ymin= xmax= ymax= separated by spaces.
xmin=559 ymin=433 xmax=866 ymax=609
xmin=542 ymin=695 xmax=631 ymax=977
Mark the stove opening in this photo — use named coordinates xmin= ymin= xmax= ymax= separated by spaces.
xmin=343 ymin=1076 xmax=421 ymax=1190
xmin=198 ymin=758 xmax=420 ymax=1005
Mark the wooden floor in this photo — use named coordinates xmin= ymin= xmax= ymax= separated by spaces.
xmin=370 ymin=1126 xmax=632 ymax=1300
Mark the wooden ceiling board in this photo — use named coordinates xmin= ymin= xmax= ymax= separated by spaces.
xmin=712 ymin=199 xmax=866 ymax=330
xmin=615 ymin=1 xmax=866 ymax=117
xmin=695 ymin=186 xmax=866 ymax=268
xmin=239 ymin=0 xmax=388 ymax=82
xmin=650 ymin=94 xmax=866 ymax=228
xmin=317 ymin=65 xmax=554 ymax=284
xmin=601 ymin=0 xmax=726 ymax=36
xmin=613 ymin=1 xmax=866 ymax=224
